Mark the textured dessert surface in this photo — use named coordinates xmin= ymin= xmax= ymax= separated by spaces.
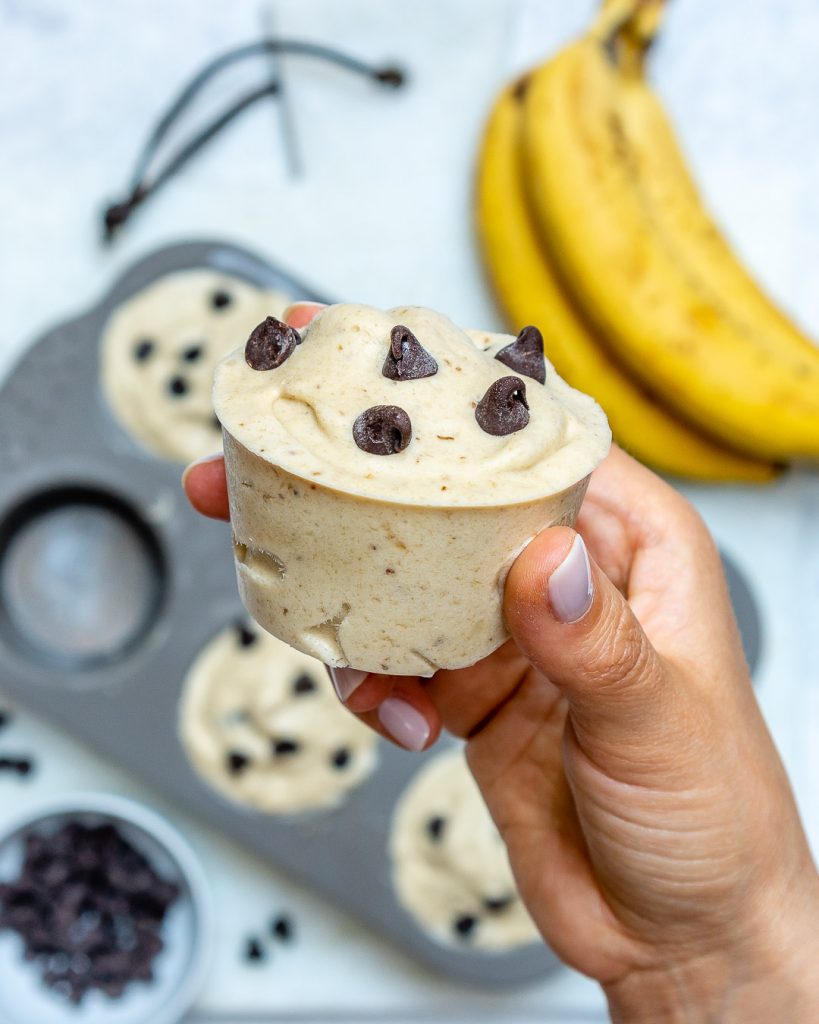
xmin=179 ymin=622 xmax=378 ymax=813
xmin=214 ymin=303 xmax=610 ymax=507
xmin=391 ymin=748 xmax=540 ymax=951
xmin=102 ymin=270 xmax=288 ymax=463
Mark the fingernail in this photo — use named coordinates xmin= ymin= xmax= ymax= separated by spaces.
xmin=549 ymin=534 xmax=593 ymax=623
xmin=377 ymin=698 xmax=430 ymax=752
xmin=282 ymin=301 xmax=325 ymax=328
xmin=181 ymin=451 xmax=223 ymax=487
xmin=327 ymin=666 xmax=369 ymax=702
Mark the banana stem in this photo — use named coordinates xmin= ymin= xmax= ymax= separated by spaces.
xmin=593 ymin=0 xmax=668 ymax=76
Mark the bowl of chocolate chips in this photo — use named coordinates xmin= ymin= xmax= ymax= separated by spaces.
xmin=0 ymin=794 xmax=212 ymax=1024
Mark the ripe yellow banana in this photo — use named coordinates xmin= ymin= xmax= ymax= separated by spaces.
xmin=475 ymin=84 xmax=777 ymax=482
xmin=605 ymin=8 xmax=819 ymax=363
xmin=521 ymin=37 xmax=819 ymax=461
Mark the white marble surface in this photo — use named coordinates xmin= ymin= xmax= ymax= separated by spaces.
xmin=1 ymin=1 xmax=818 ymax=1022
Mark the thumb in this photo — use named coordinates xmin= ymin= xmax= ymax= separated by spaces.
xmin=504 ymin=527 xmax=670 ymax=751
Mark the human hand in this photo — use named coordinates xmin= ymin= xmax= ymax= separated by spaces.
xmin=185 ymin=302 xmax=819 ymax=1023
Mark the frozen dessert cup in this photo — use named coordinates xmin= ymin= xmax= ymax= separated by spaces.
xmin=214 ymin=304 xmax=610 ymax=676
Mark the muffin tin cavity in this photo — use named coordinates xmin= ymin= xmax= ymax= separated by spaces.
xmin=0 ymin=488 xmax=165 ymax=672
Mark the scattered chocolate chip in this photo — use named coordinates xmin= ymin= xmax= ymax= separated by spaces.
xmin=211 ymin=290 xmax=233 ymax=310
xmin=453 ymin=914 xmax=478 ymax=939
xmin=182 ymin=343 xmax=204 ymax=362
xmin=382 ymin=325 xmax=438 ymax=381
xmin=235 ymin=623 xmax=258 ymax=648
xmin=494 ymin=326 xmax=546 ymax=384
xmin=244 ymin=937 xmax=266 ymax=963
xmin=426 ymin=815 xmax=446 ymax=841
xmin=133 ymin=339 xmax=154 ymax=362
xmin=484 ymin=895 xmax=513 ymax=914
xmin=353 ymin=405 xmax=412 ymax=456
xmin=331 ymin=747 xmax=351 ymax=770
xmin=475 ymin=376 xmax=529 ymax=436
xmin=272 ymin=739 xmax=301 ymax=757
xmin=270 ymin=914 xmax=294 ymax=943
xmin=245 ymin=317 xmax=299 ymax=371
xmin=292 ymin=673 xmax=317 ymax=696
xmin=226 ymin=750 xmax=251 ymax=775
xmin=15 ymin=758 xmax=33 ymax=777
xmin=168 ymin=375 xmax=189 ymax=396
xmin=0 ymin=821 xmax=178 ymax=1005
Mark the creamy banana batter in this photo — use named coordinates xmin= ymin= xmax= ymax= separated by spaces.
xmin=179 ymin=622 xmax=378 ymax=813
xmin=391 ymin=748 xmax=540 ymax=951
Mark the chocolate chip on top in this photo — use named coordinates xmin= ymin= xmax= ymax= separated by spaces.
xmin=382 ymin=325 xmax=438 ymax=381
xmin=353 ymin=405 xmax=412 ymax=455
xmin=475 ymin=376 xmax=530 ymax=436
xmin=495 ymin=326 xmax=546 ymax=384
xmin=245 ymin=316 xmax=300 ymax=371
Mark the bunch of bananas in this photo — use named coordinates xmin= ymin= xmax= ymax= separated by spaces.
xmin=476 ymin=0 xmax=819 ymax=481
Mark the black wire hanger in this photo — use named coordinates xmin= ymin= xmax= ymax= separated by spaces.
xmin=103 ymin=38 xmax=406 ymax=242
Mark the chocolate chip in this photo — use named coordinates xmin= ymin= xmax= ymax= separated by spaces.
xmin=494 ymin=326 xmax=546 ymax=384
xmin=0 ymin=820 xmax=178 ymax=1004
xmin=331 ymin=747 xmax=351 ymax=770
xmin=211 ymin=290 xmax=233 ymax=310
xmin=382 ymin=325 xmax=438 ymax=381
xmin=353 ymin=405 xmax=412 ymax=455
xmin=475 ymin=376 xmax=529 ymax=436
xmin=182 ymin=343 xmax=204 ymax=362
xmin=15 ymin=758 xmax=33 ymax=777
xmin=244 ymin=937 xmax=266 ymax=962
xmin=292 ymin=673 xmax=317 ymax=695
xmin=453 ymin=914 xmax=477 ymax=939
xmin=133 ymin=339 xmax=154 ymax=362
xmin=226 ymin=750 xmax=251 ymax=775
xmin=270 ymin=914 xmax=294 ymax=943
xmin=272 ymin=738 xmax=300 ymax=757
xmin=245 ymin=317 xmax=299 ymax=371
xmin=426 ymin=815 xmax=445 ymax=841
xmin=483 ymin=895 xmax=513 ymax=913
xmin=235 ymin=623 xmax=258 ymax=648
xmin=168 ymin=375 xmax=188 ymax=396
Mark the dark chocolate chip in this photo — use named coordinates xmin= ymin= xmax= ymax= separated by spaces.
xmin=483 ymin=895 xmax=513 ymax=913
xmin=272 ymin=738 xmax=301 ymax=757
xmin=133 ymin=339 xmax=154 ymax=362
xmin=494 ymin=326 xmax=546 ymax=384
xmin=331 ymin=747 xmax=351 ymax=770
xmin=15 ymin=758 xmax=33 ymax=777
xmin=271 ymin=914 xmax=294 ymax=943
xmin=168 ymin=375 xmax=189 ymax=396
xmin=244 ymin=937 xmax=266 ymax=962
xmin=353 ymin=405 xmax=412 ymax=456
xmin=453 ymin=914 xmax=478 ymax=939
xmin=245 ymin=316 xmax=299 ymax=371
xmin=426 ymin=815 xmax=446 ymax=841
xmin=475 ymin=376 xmax=529 ymax=436
xmin=292 ymin=673 xmax=317 ymax=695
xmin=182 ymin=343 xmax=204 ymax=362
xmin=382 ymin=325 xmax=438 ymax=381
xmin=0 ymin=756 xmax=15 ymax=771
xmin=226 ymin=750 xmax=251 ymax=775
xmin=211 ymin=290 xmax=233 ymax=310
xmin=235 ymin=623 xmax=258 ymax=648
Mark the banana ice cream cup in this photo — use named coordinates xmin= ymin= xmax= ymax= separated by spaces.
xmin=213 ymin=304 xmax=610 ymax=677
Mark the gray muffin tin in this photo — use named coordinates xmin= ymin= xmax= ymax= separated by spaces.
xmin=0 ymin=241 xmax=560 ymax=987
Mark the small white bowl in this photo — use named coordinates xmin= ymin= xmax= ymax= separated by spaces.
xmin=0 ymin=793 xmax=213 ymax=1024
